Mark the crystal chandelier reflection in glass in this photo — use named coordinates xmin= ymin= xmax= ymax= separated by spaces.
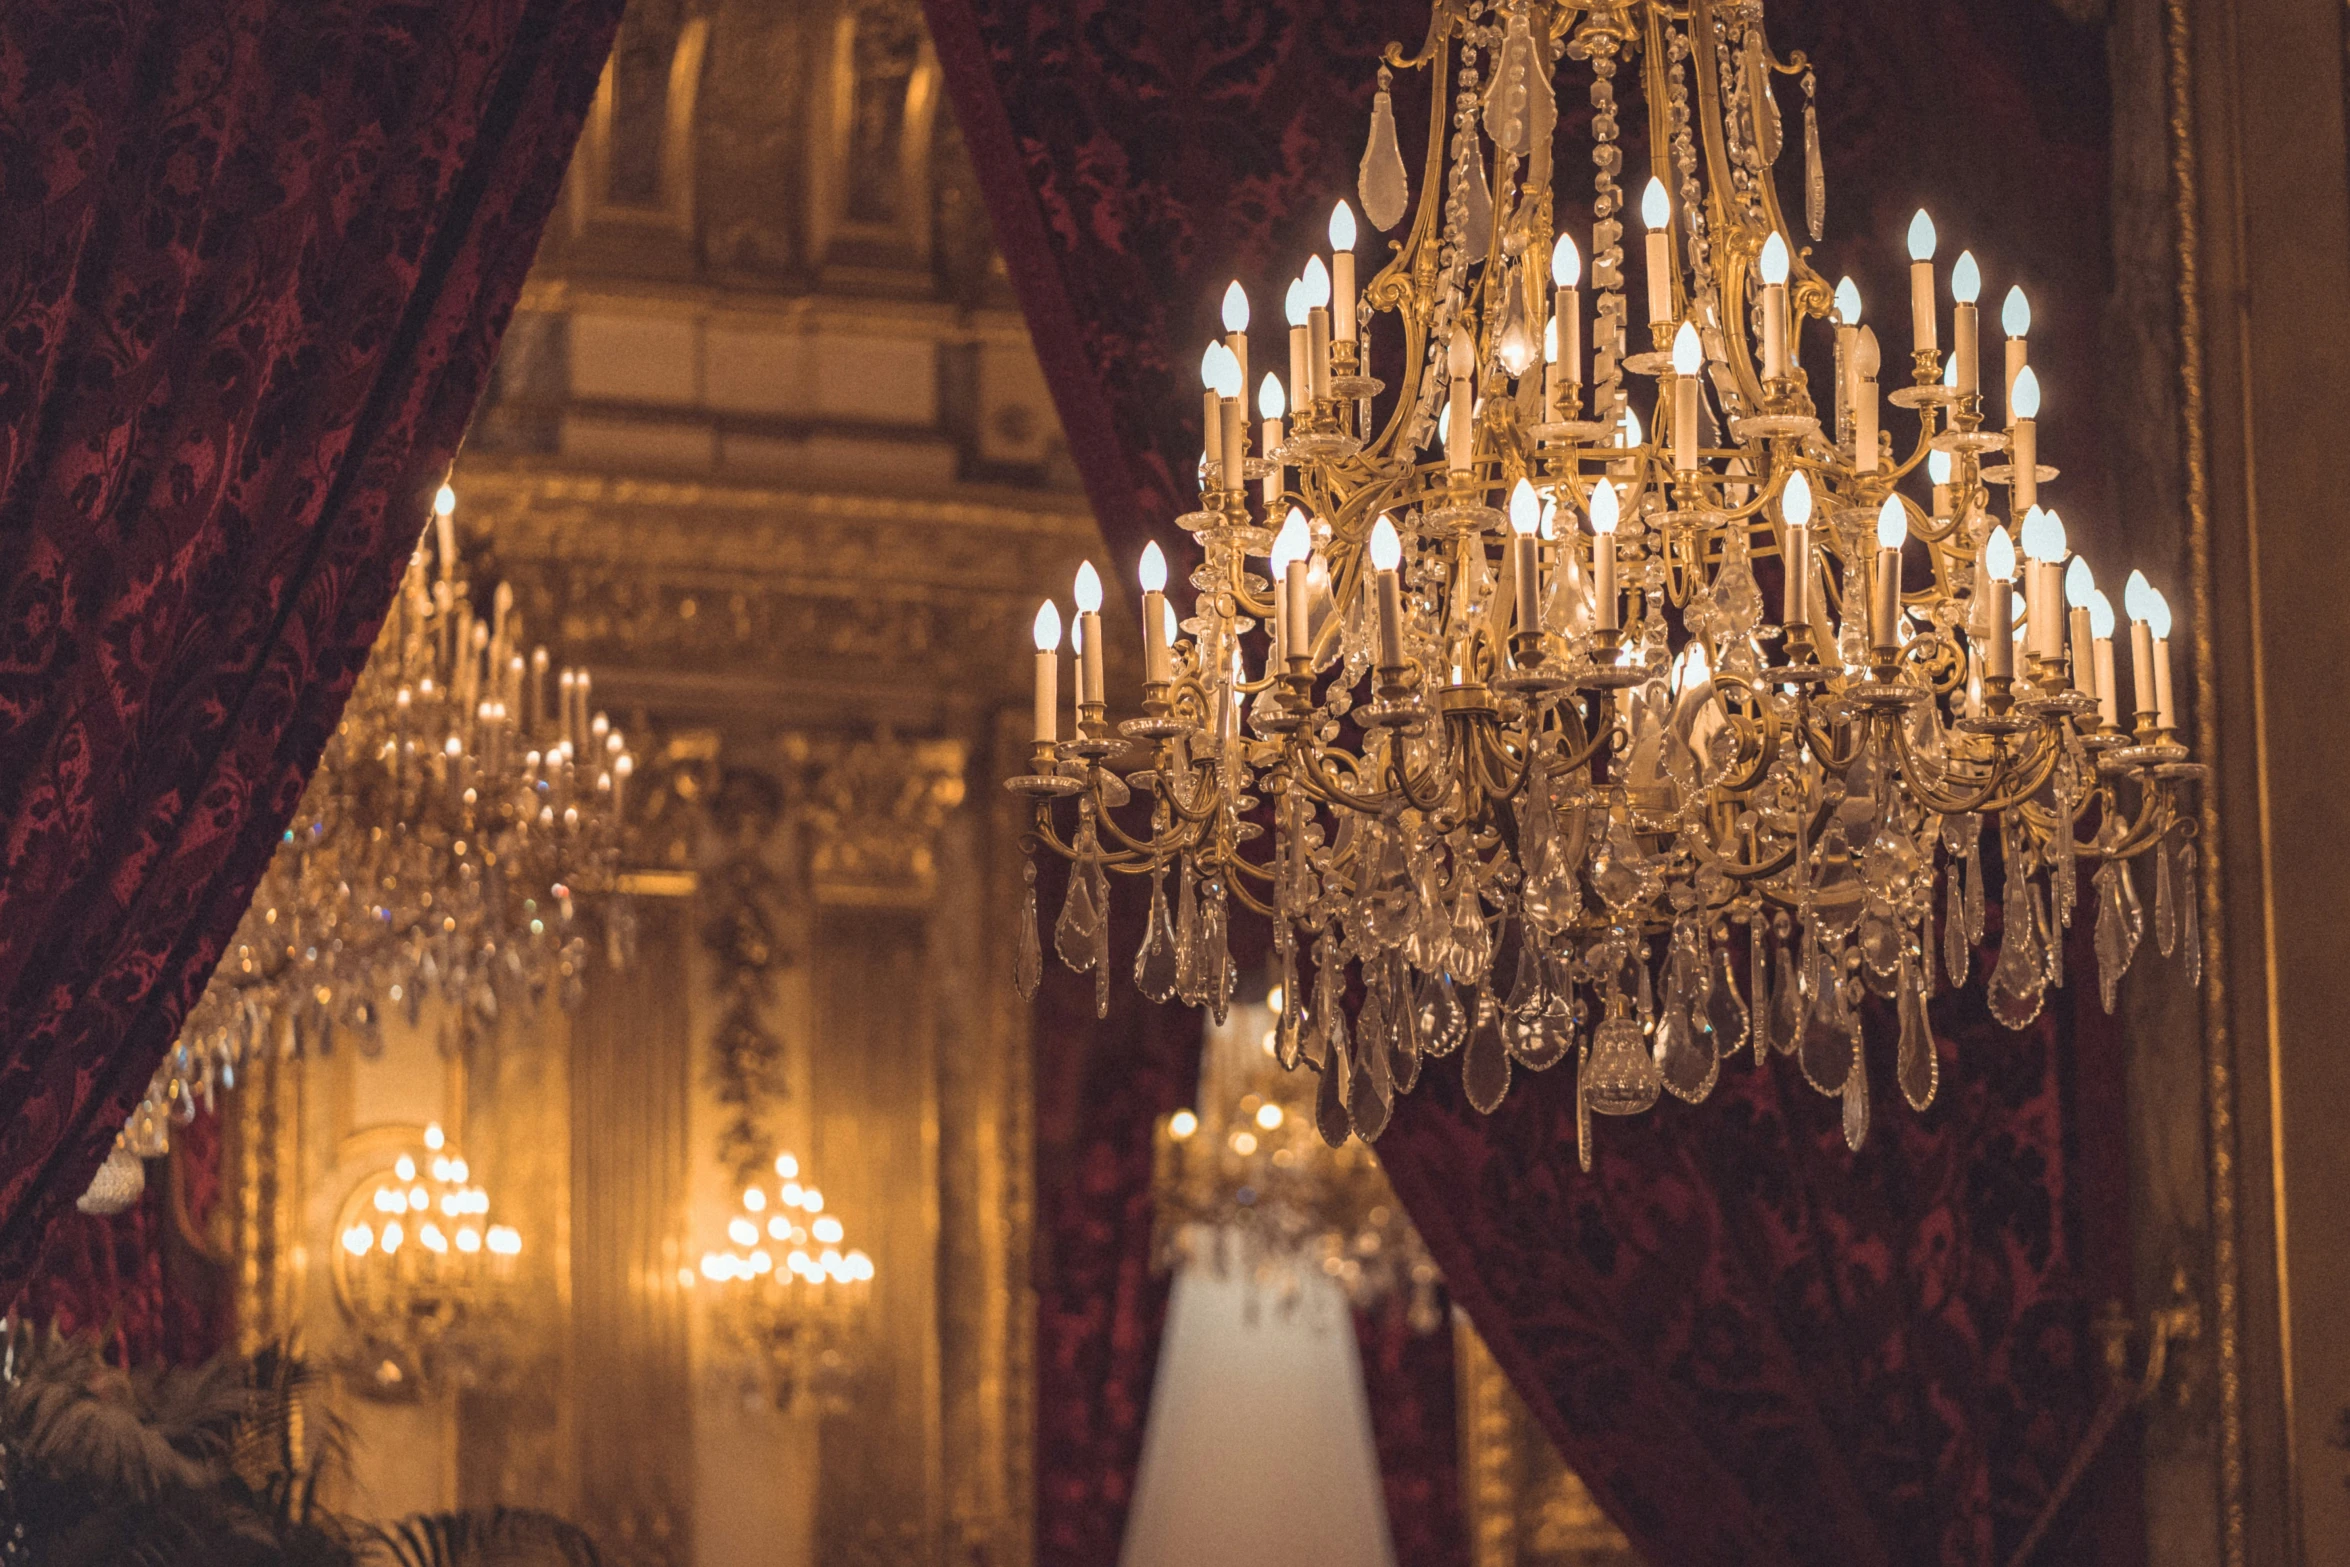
xmin=150 ymin=482 xmax=634 ymax=1132
xmin=1010 ymin=0 xmax=2204 ymax=1164
xmin=333 ymin=1121 xmax=523 ymax=1395
xmin=1155 ymin=990 xmax=1441 ymax=1330
xmin=695 ymin=1150 xmax=875 ymax=1411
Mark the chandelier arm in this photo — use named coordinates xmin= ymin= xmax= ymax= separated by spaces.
xmin=1091 ymin=793 xmax=1197 ymax=860
xmin=1025 ymin=809 xmax=1150 ymax=871
xmin=1884 ymin=717 xmax=2035 ymax=817
xmin=1288 ymin=735 xmax=1405 ymax=816
xmin=1388 ymin=735 xmax=1457 ymax=817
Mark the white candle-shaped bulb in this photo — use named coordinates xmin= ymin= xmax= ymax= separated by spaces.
xmin=1074 ymin=560 xmax=1104 ymax=707
xmin=1983 ymin=525 xmax=2017 ymax=682
xmin=2021 ymin=505 xmax=2067 ymax=661
xmin=2064 ymin=554 xmax=2096 ymax=695
xmin=1329 ymin=199 xmax=1358 ymax=342
xmin=1508 ymin=478 xmax=1543 ymax=638
xmin=1872 ymin=495 xmax=1907 ymax=650
xmin=1284 ymin=278 xmax=1311 ymax=417
xmin=1671 ymin=320 xmax=1703 ymax=470
xmin=1589 ymin=478 xmax=1620 ymax=633
xmin=2065 ymin=555 xmax=2094 ymax=608
xmin=1907 ymin=209 xmax=1939 ymax=355
xmin=1834 ymin=276 xmax=1862 ymax=326
xmin=1273 ymin=507 xmax=1313 ymax=662
xmin=433 ymin=481 xmax=458 ymax=578
xmin=2002 ymin=284 xmax=2032 ymax=420
xmin=1258 ymin=371 xmax=1285 ymax=421
xmin=1301 ymin=255 xmax=1331 ymax=309
xmin=1032 ymin=601 xmax=1062 ymax=743
xmin=1369 ymin=514 xmax=1406 ymax=669
xmin=1258 ymin=371 xmax=1286 ymax=504
xmin=1853 ymin=326 xmax=1882 ymax=473
xmin=1642 ymin=177 xmax=1673 ymax=326
xmin=2125 ymin=569 xmax=2161 ymax=724
xmin=2022 ymin=504 xmax=2067 ymax=563
xmin=2125 ymin=568 xmax=2156 ymax=622
xmin=1207 ymin=342 xmax=1241 ymax=401
xmin=1302 ymin=255 xmax=1333 ymax=400
xmin=1222 ymin=280 xmax=1249 ymax=334
xmin=1553 ymin=231 xmax=1583 ymax=288
xmin=1139 ymin=542 xmax=1172 ymax=684
xmin=2147 ymin=585 xmax=2176 ymax=728
xmin=2010 ymin=363 xmax=2041 ymax=421
xmin=2089 ymin=587 xmax=2116 ymax=639
xmin=1951 ymin=250 xmax=1981 ymax=397
xmin=2008 ymin=364 xmax=2042 ymax=510
xmin=1550 ymin=232 xmax=1583 ymax=404
xmin=1285 ymin=281 xmax=1309 ymax=327
xmin=1074 ymin=561 xmax=1102 ymax=611
xmin=1758 ymin=232 xmax=1790 ymax=381
xmin=1928 ymin=447 xmax=1953 ymax=512
xmin=1446 ymin=322 xmax=1476 ymax=472
xmin=2089 ymin=587 xmax=2120 ymax=726
xmin=1779 ymin=469 xmax=1814 ymax=630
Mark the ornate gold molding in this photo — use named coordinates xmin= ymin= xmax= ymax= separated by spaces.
xmin=1455 ymin=1318 xmax=1639 ymax=1567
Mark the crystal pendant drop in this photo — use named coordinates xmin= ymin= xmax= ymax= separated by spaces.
xmin=1841 ymin=1037 xmax=1871 ymax=1151
xmin=1015 ymin=860 xmax=1043 ymax=1000
xmin=1798 ymin=940 xmax=1856 ymax=1095
xmin=1390 ymin=960 xmax=1424 ymax=1095
xmin=1317 ymin=1012 xmax=1353 ymax=1148
xmin=1575 ymin=1040 xmax=1594 ymax=1172
xmin=1503 ymin=934 xmax=1547 ymax=1065
xmin=1803 ymin=81 xmax=1825 ymax=241
xmin=1463 ymin=987 xmax=1512 ymax=1114
xmin=1527 ymin=967 xmax=1576 ymax=1072
xmin=1173 ymin=860 xmax=1204 ymax=1004
xmin=1054 ymin=850 xmax=1101 ymax=974
xmin=1658 ymin=926 xmax=1718 ymax=1103
xmin=1134 ymin=865 xmax=1180 ymax=1004
xmin=1496 ymin=272 xmax=1538 ymax=379
xmin=2180 ymin=843 xmax=2202 ymax=987
xmin=2155 ymin=834 xmax=2179 ymax=957
xmin=1770 ymin=925 xmax=1802 ymax=1055
xmin=1988 ymin=834 xmax=2048 ymax=1030
xmin=1747 ymin=920 xmax=1772 ymax=1062
xmin=1459 ymin=136 xmax=1494 ymax=258
xmin=2094 ymin=861 xmax=2138 ymax=1015
xmin=1419 ymin=970 xmax=1468 ymax=1057
xmin=1483 ymin=8 xmax=1554 ymax=156
xmin=1582 ymin=1014 xmax=1660 ymax=1115
xmin=1093 ymin=860 xmax=1113 ymax=1017
xmin=1351 ymin=981 xmax=1393 ymax=1141
xmin=1944 ymin=858 xmax=1971 ymax=987
xmin=1897 ymin=948 xmax=1938 ymax=1112
xmin=1705 ymin=931 xmax=1751 ymax=1060
xmin=1359 ymin=72 xmax=1409 ymax=231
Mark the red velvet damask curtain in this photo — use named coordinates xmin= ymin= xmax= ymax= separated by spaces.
xmin=928 ymin=0 xmax=2136 ymax=1562
xmin=0 ymin=0 xmax=621 ymax=1303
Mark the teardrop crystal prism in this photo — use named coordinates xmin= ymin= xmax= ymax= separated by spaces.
xmin=1897 ymin=949 xmax=1938 ymax=1112
xmin=1459 ymin=137 xmax=1494 ymax=259
xmin=1798 ymin=943 xmax=1856 ymax=1095
xmin=1841 ymin=1040 xmax=1870 ymax=1151
xmin=1583 ymin=1015 xmax=1661 ymax=1116
xmin=1416 ymin=971 xmax=1468 ymax=1057
xmin=1015 ymin=863 xmax=1043 ymax=999
xmin=1134 ymin=867 xmax=1180 ymax=1003
xmin=1944 ymin=860 xmax=1971 ymax=988
xmin=1055 ymin=860 xmax=1101 ymax=973
xmin=1804 ymin=95 xmax=1825 ymax=241
xmin=1172 ymin=860 xmax=1203 ymax=1002
xmin=2155 ymin=835 xmax=2178 ymax=957
xmin=1390 ymin=969 xmax=1423 ymax=1096
xmin=1748 ymin=923 xmax=1772 ymax=1062
xmin=1483 ymin=9 xmax=1555 ymax=156
xmin=1317 ymin=1021 xmax=1353 ymax=1148
xmin=2094 ymin=861 xmax=2136 ymax=1015
xmin=1463 ymin=989 xmax=1513 ymax=1114
xmin=1988 ymin=854 xmax=2048 ymax=1030
xmin=1360 ymin=84 xmax=1409 ymax=231
xmin=1770 ymin=932 xmax=1802 ymax=1056
xmin=1706 ymin=935 xmax=1751 ymax=1060
xmin=1360 ymin=977 xmax=1395 ymax=1112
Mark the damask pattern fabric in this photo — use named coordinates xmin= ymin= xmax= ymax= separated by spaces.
xmin=929 ymin=0 xmax=2132 ymax=1562
xmin=0 ymin=0 xmax=622 ymax=1297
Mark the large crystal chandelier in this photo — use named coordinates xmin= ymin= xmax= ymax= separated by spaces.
xmin=151 ymin=483 xmax=633 ymax=1128
xmin=695 ymin=1150 xmax=875 ymax=1411
xmin=1009 ymin=0 xmax=2203 ymax=1164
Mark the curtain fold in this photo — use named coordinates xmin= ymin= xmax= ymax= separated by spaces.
xmin=929 ymin=0 xmax=2136 ymax=1562
xmin=1355 ymin=1300 xmax=1467 ymax=1567
xmin=0 ymin=0 xmax=622 ymax=1295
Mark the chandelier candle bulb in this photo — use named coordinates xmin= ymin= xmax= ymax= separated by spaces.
xmin=1589 ymin=479 xmax=1621 ymax=633
xmin=1286 ymin=282 xmax=1310 ymax=410
xmin=1259 ymin=374 xmax=1286 ymax=506
xmin=1303 ymin=257 xmax=1333 ymax=402
xmin=1369 ymin=515 xmax=1406 ymax=669
xmin=2125 ymin=570 xmax=2160 ymax=723
xmin=1929 ymin=449 xmax=1953 ymax=519
xmin=2090 ymin=589 xmax=2121 ymax=727
xmin=1273 ymin=509 xmax=1313 ymax=665
xmin=1854 ymin=327 xmax=1882 ymax=474
xmin=1672 ymin=322 xmax=1703 ymax=470
xmin=1758 ymin=232 xmax=1790 ymax=380
xmin=1139 ymin=545 xmax=1172 ymax=685
xmin=1643 ymin=178 xmax=1673 ymax=327
xmin=1951 ymin=251 xmax=1982 ymax=398
xmin=1073 ymin=562 xmax=1105 ymax=707
xmin=1779 ymin=470 xmax=1815 ymax=629
xmin=1447 ymin=326 xmax=1475 ymax=473
xmin=1553 ymin=233 xmax=1583 ymax=395
xmin=2021 ymin=507 xmax=2067 ymax=662
xmin=1907 ymin=210 xmax=1939 ymax=355
xmin=2065 ymin=556 xmax=2096 ymax=693
xmin=1873 ymin=497 xmax=1907 ymax=652
xmin=1833 ymin=277 xmax=1861 ymax=431
xmin=1200 ymin=343 xmax=1225 ymax=472
xmin=2148 ymin=587 xmax=2176 ymax=729
xmin=2009 ymin=365 xmax=2042 ymax=510
xmin=1510 ymin=480 xmax=1543 ymax=635
xmin=1329 ymin=200 xmax=1358 ymax=341
xmin=1222 ymin=282 xmax=1250 ymax=404
xmin=2003 ymin=285 xmax=2031 ymax=417
xmin=1984 ymin=526 xmax=2018 ymax=682
xmin=433 ymin=481 xmax=458 ymax=582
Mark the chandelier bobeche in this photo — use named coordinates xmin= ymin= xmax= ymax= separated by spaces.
xmin=1008 ymin=0 xmax=2203 ymax=1164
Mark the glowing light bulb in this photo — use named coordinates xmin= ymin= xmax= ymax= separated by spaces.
xmin=1908 ymin=209 xmax=1938 ymax=262
xmin=1781 ymin=469 xmax=1814 ymax=528
xmin=1552 ymin=232 xmax=1582 ymax=288
xmin=2011 ymin=364 xmax=2042 ymax=420
xmin=1759 ymin=231 xmax=1790 ymax=286
xmin=2004 ymin=285 xmax=2031 ymax=337
xmin=382 ymin=1221 xmax=404 ymax=1254
xmin=1927 ymin=449 xmax=1953 ymax=486
xmin=1877 ymin=495 xmax=1909 ymax=551
xmin=1619 ymin=403 xmax=1643 ymax=448
xmin=2021 ymin=505 xmax=2067 ymax=562
xmin=1834 ymin=276 xmax=1863 ymax=325
xmin=342 ymin=1224 xmax=373 ymax=1256
xmin=1301 ymin=255 xmax=1332 ymax=309
xmin=1207 ymin=343 xmax=1242 ymax=400
xmin=1259 ymin=372 xmax=1285 ymax=421
xmin=1222 ymin=281 xmax=1250 ymax=333
xmin=1140 ymin=543 xmax=1169 ymax=597
xmin=1510 ymin=478 xmax=1540 ymax=536
xmin=1272 ymin=507 xmax=1311 ymax=572
xmin=1200 ymin=343 xmax=1222 ymax=389
xmin=1329 ymin=199 xmax=1357 ymax=251
xmin=1671 ymin=319 xmax=1703 ymax=376
xmin=1984 ymin=526 xmax=2018 ymax=583
xmin=1944 ymin=352 xmax=1959 ymax=388
xmin=776 ymin=1153 xmax=799 ymax=1179
xmin=1285 ymin=279 xmax=1309 ymax=328
xmin=1952 ymin=250 xmax=1981 ymax=303
xmin=1073 ymin=561 xmax=1103 ymax=614
xmin=1168 ymin=1109 xmax=1199 ymax=1140
xmin=424 ymin=1124 xmax=445 ymax=1151
xmin=1588 ymin=479 xmax=1620 ymax=535
xmin=1642 ymin=177 xmax=1670 ymax=231
xmin=814 ymin=1216 xmax=845 ymax=1245
xmin=2089 ymin=588 xmax=2116 ymax=639
xmin=434 ymin=483 xmax=456 ymax=518
xmin=1163 ymin=599 xmax=1178 ymax=644
xmin=1032 ymin=601 xmax=1061 ymax=651
xmin=2066 ymin=556 xmax=2095 ymax=608
xmin=2146 ymin=586 xmax=2173 ymax=638
xmin=1369 ymin=515 xmax=1402 ymax=572
xmin=394 ymin=1155 xmax=416 ymax=1183
xmin=1538 ymin=495 xmax=1558 ymax=541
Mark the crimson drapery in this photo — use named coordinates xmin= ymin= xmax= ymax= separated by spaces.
xmin=1356 ymin=1299 xmax=1467 ymax=1567
xmin=928 ymin=0 xmax=2134 ymax=1561
xmin=0 ymin=0 xmax=622 ymax=1297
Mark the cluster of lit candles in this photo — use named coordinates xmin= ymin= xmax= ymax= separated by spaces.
xmin=339 ymin=1122 xmax=521 ymax=1266
xmin=1024 ymin=183 xmax=2182 ymax=745
xmin=695 ymin=1150 xmax=875 ymax=1289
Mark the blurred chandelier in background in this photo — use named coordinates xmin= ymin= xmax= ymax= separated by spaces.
xmin=1155 ymin=991 xmax=1442 ymax=1330
xmin=1010 ymin=0 xmax=2206 ymax=1167
xmin=133 ymin=482 xmax=634 ymax=1145
xmin=696 ymin=1150 xmax=876 ymax=1412
xmin=333 ymin=1121 xmax=523 ymax=1397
